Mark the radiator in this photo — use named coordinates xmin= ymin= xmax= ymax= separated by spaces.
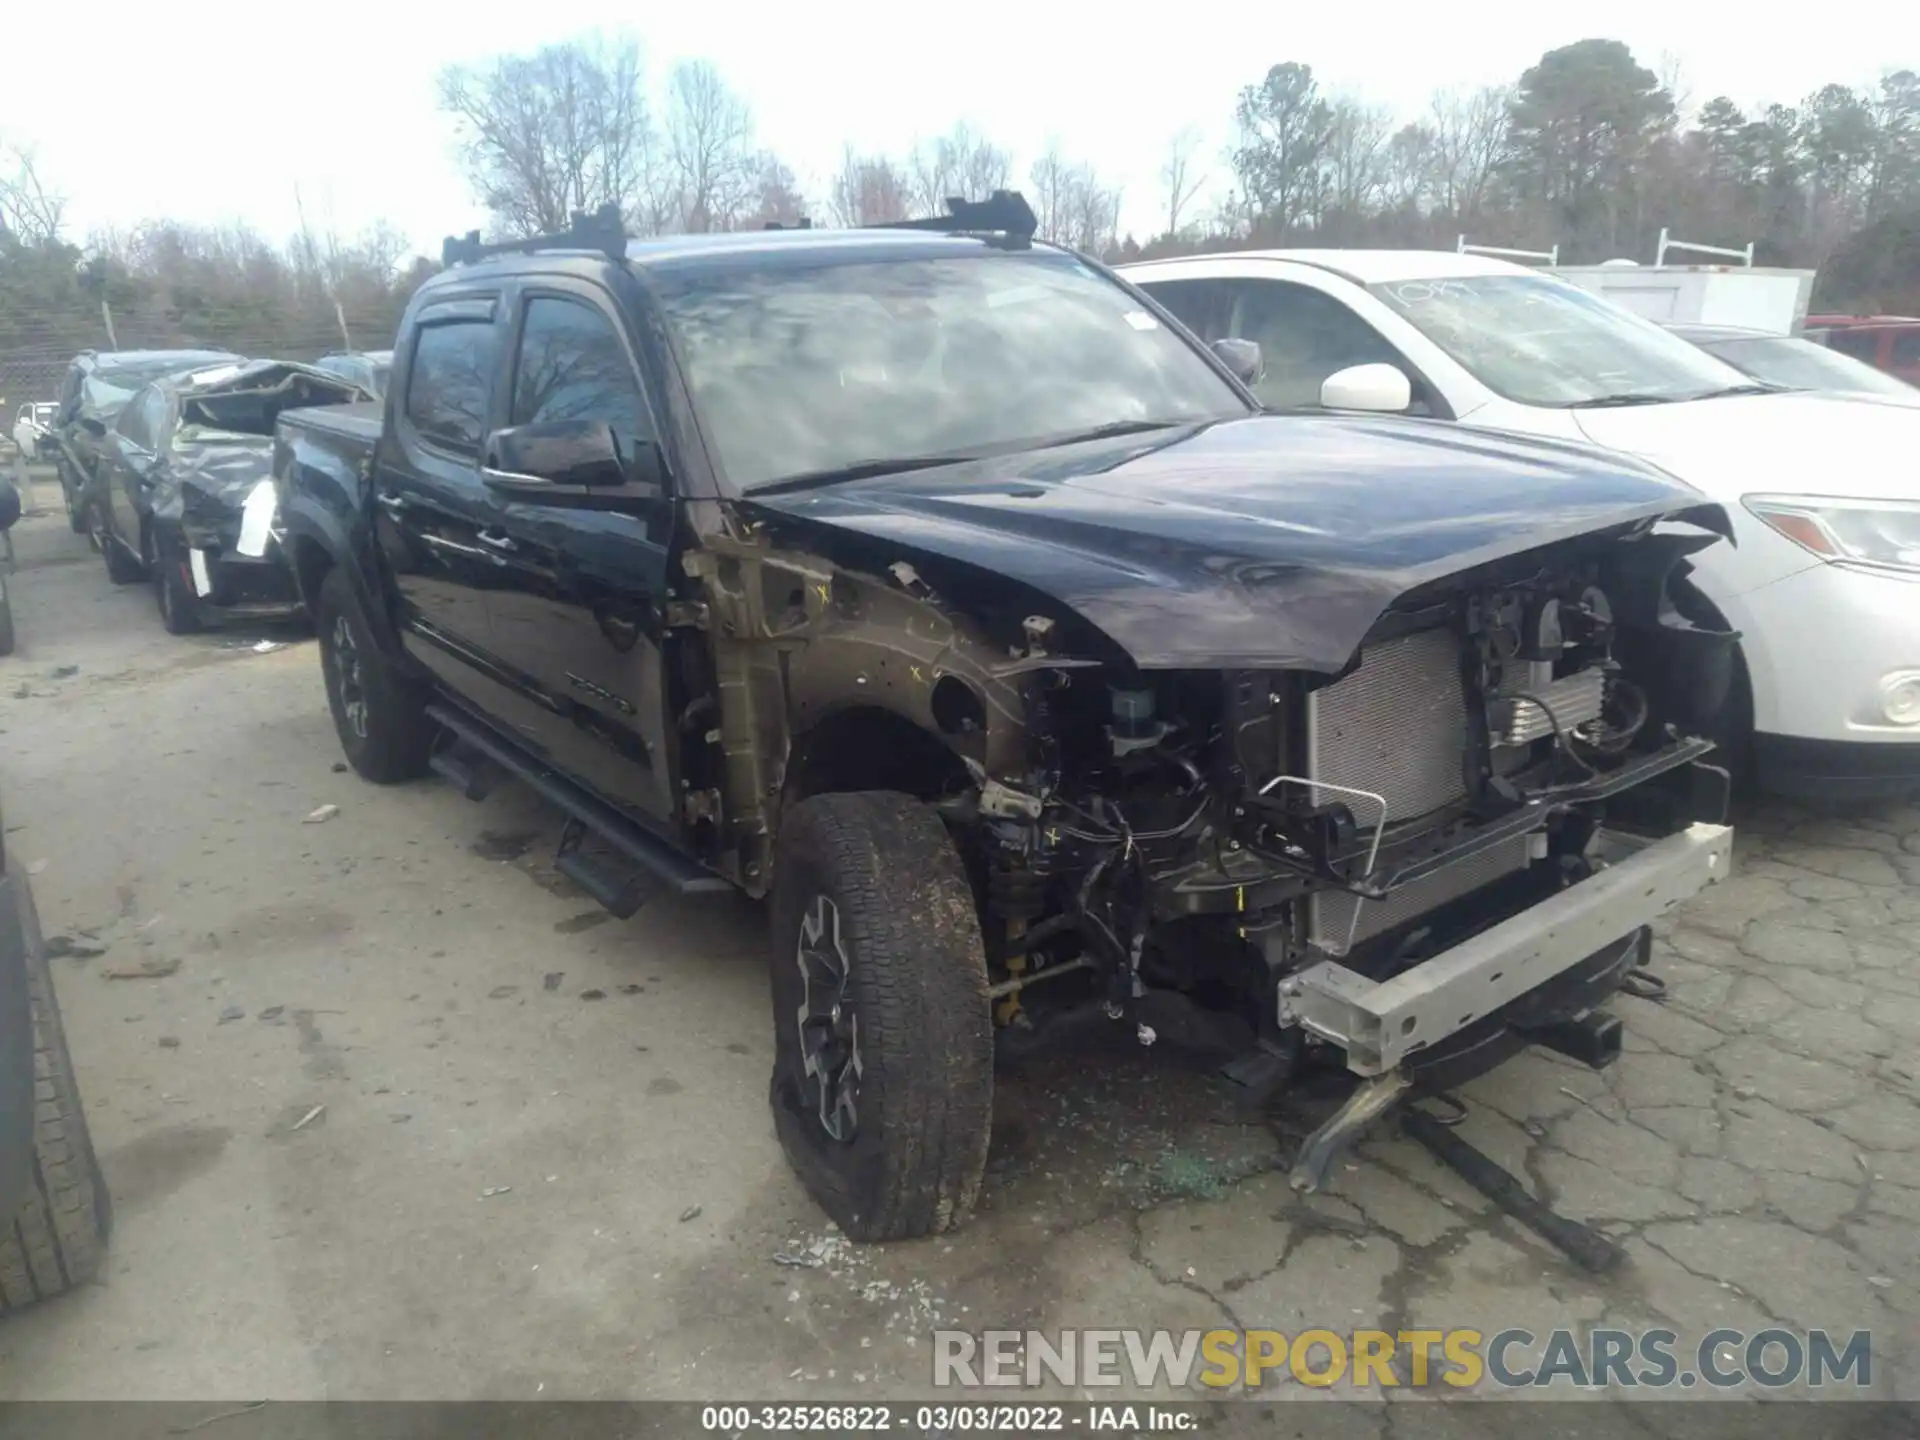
xmin=1304 ymin=626 xmax=1529 ymax=952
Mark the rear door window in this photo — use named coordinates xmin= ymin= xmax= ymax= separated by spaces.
xmin=406 ymin=320 xmax=497 ymax=454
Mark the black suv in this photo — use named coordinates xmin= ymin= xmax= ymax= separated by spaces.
xmin=275 ymin=198 xmax=1736 ymax=1241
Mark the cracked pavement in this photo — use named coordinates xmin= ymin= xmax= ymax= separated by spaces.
xmin=0 ymin=497 xmax=1912 ymax=1415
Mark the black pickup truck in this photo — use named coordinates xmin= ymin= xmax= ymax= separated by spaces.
xmin=275 ymin=197 xmax=1738 ymax=1241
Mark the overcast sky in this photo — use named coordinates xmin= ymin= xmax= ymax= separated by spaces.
xmin=4 ymin=0 xmax=1913 ymax=259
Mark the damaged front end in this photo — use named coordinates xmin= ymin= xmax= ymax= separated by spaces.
xmin=681 ymin=501 xmax=1735 ymax=1189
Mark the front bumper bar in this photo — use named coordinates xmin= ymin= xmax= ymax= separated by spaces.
xmin=1280 ymin=823 xmax=1733 ymax=1076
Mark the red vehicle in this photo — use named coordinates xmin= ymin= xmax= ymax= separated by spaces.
xmin=1806 ymin=315 xmax=1920 ymax=384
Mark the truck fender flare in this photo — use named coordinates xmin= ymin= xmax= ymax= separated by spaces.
xmin=281 ymin=498 xmax=407 ymax=664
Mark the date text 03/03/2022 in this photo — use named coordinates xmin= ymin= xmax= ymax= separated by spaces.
xmin=701 ymin=1404 xmax=1193 ymax=1432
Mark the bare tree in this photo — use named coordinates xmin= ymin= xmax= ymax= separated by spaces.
xmin=1066 ymin=168 xmax=1122 ymax=254
xmin=1430 ymin=83 xmax=1514 ymax=220
xmin=0 ymin=140 xmax=67 ymax=245
xmin=1159 ymin=126 xmax=1207 ymax=238
xmin=829 ymin=147 xmax=911 ymax=226
xmin=748 ymin=155 xmax=809 ymax=228
xmin=1323 ymin=99 xmax=1392 ymax=223
xmin=1028 ymin=146 xmax=1074 ymax=245
xmin=1028 ymin=145 xmax=1120 ymax=253
xmin=1381 ymin=121 xmax=1438 ymax=215
xmin=908 ymin=123 xmax=1012 ymax=216
xmin=438 ymin=33 xmax=659 ymax=238
xmin=664 ymin=59 xmax=759 ymax=232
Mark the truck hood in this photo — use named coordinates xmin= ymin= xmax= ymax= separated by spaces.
xmin=745 ymin=414 xmax=1727 ymax=671
xmin=1573 ymin=390 xmax=1920 ymax=503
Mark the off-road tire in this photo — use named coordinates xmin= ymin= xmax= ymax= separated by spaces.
xmin=315 ymin=567 xmax=435 ymax=783
xmin=769 ymin=791 xmax=993 ymax=1242
xmin=98 ymin=511 xmax=145 ymax=585
xmin=0 ymin=577 xmax=14 ymax=657
xmin=0 ymin=886 xmax=110 ymax=1311
xmin=149 ymin=531 xmax=202 ymax=636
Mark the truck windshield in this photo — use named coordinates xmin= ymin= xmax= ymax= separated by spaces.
xmin=1370 ymin=275 xmax=1751 ymax=408
xmin=655 ymin=252 xmax=1247 ymax=491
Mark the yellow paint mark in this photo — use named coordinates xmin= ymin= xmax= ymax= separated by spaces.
xmin=909 ymin=664 xmax=925 ymax=684
xmin=814 ymin=582 xmax=830 ymax=603
xmin=1237 ymin=885 xmax=1246 ymax=912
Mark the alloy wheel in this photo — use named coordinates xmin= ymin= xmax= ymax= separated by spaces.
xmin=794 ymin=894 xmax=863 ymax=1142
xmin=331 ymin=615 xmax=369 ymax=739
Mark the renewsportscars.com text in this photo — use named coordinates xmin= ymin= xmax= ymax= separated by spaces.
xmin=933 ymin=1327 xmax=1873 ymax=1391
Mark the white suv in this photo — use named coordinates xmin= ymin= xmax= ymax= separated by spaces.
xmin=1121 ymin=250 xmax=1920 ymax=802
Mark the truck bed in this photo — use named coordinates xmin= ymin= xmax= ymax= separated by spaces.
xmin=275 ymin=400 xmax=383 ymax=531
xmin=279 ymin=399 xmax=383 ymax=445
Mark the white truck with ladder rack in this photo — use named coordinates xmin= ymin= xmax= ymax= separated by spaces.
xmin=1457 ymin=230 xmax=1816 ymax=335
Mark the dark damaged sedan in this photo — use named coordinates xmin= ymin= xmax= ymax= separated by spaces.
xmin=92 ymin=359 xmax=370 ymax=632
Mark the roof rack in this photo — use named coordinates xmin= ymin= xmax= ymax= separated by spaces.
xmin=1654 ymin=227 xmax=1754 ymax=267
xmin=875 ymin=191 xmax=1038 ymax=247
xmin=1457 ymin=235 xmax=1560 ymax=266
xmin=764 ymin=217 xmax=814 ymax=231
xmin=442 ymin=202 xmax=629 ymax=268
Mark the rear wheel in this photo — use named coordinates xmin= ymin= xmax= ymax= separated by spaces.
xmin=315 ymin=567 xmax=436 ymax=783
xmin=768 ymin=791 xmax=993 ymax=1241
xmin=148 ymin=530 xmax=202 ymax=635
xmin=0 ymin=886 xmax=110 ymax=1312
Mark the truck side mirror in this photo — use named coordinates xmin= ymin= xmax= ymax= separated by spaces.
xmin=1210 ymin=338 xmax=1264 ymax=386
xmin=483 ymin=420 xmax=662 ymax=499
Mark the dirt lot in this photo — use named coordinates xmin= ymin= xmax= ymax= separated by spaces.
xmin=0 ymin=477 xmax=1914 ymax=1413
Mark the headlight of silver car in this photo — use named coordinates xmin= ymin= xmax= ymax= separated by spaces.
xmin=1742 ymin=496 xmax=1920 ymax=574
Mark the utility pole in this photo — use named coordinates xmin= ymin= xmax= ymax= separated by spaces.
xmin=101 ymin=300 xmax=119 ymax=351
xmin=334 ymin=300 xmax=352 ymax=354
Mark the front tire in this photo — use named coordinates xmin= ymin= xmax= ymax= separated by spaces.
xmin=149 ymin=531 xmax=202 ymax=635
xmin=769 ymin=791 xmax=993 ymax=1242
xmin=314 ymin=567 xmax=435 ymax=783
xmin=97 ymin=511 xmax=145 ymax=585
xmin=60 ymin=468 xmax=88 ymax=536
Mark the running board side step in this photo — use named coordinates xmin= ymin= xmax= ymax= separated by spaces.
xmin=425 ymin=703 xmax=733 ymax=903
xmin=429 ymin=741 xmax=502 ymax=800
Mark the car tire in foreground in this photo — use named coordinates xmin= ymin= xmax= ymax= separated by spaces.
xmin=0 ymin=574 xmax=13 ymax=657
xmin=768 ymin=791 xmax=993 ymax=1242
xmin=315 ymin=567 xmax=436 ymax=783
xmin=0 ymin=887 xmax=110 ymax=1312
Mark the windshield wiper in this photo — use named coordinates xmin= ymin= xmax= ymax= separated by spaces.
xmin=1682 ymin=382 xmax=1784 ymax=400
xmin=1029 ymin=418 xmax=1194 ymax=450
xmin=749 ymin=453 xmax=977 ymax=496
xmin=1564 ymin=393 xmax=1679 ymax=409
